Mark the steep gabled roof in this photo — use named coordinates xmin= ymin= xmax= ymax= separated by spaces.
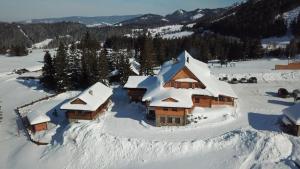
xmin=61 ymin=82 xmax=113 ymax=111
xmin=157 ymin=51 xmax=236 ymax=98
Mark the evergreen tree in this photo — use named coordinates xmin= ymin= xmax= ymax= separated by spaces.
xmin=119 ymin=53 xmax=132 ymax=85
xmin=53 ymin=42 xmax=70 ymax=92
xmin=97 ymin=48 xmax=109 ymax=85
xmin=139 ymin=35 xmax=156 ymax=75
xmin=67 ymin=42 xmax=81 ymax=89
xmin=79 ymin=32 xmax=100 ymax=86
xmin=41 ymin=51 xmax=56 ymax=89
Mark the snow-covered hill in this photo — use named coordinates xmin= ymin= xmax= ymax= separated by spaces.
xmin=283 ymin=6 xmax=300 ymax=26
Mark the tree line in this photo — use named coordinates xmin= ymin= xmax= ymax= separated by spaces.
xmin=41 ymin=32 xmax=133 ymax=92
xmin=105 ymin=33 xmax=263 ymax=67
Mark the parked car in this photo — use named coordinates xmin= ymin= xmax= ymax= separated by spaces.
xmin=292 ymin=89 xmax=300 ymax=97
xmin=278 ymin=88 xmax=290 ymax=98
xmin=248 ymin=77 xmax=257 ymax=83
xmin=239 ymin=78 xmax=247 ymax=83
xmin=229 ymin=78 xmax=239 ymax=84
xmin=219 ymin=77 xmax=228 ymax=81
xmin=293 ymin=90 xmax=300 ymax=103
xmin=13 ymin=68 xmax=29 ymax=75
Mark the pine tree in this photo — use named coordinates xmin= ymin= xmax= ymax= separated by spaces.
xmin=53 ymin=42 xmax=70 ymax=92
xmin=119 ymin=53 xmax=132 ymax=85
xmin=97 ymin=48 xmax=109 ymax=85
xmin=67 ymin=42 xmax=81 ymax=89
xmin=140 ymin=35 xmax=156 ymax=75
xmin=41 ymin=51 xmax=56 ymax=89
xmin=79 ymin=32 xmax=100 ymax=86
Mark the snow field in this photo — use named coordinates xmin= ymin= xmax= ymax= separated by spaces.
xmin=1 ymin=50 xmax=300 ymax=169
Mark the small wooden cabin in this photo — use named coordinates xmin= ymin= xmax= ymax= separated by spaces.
xmin=282 ymin=103 xmax=300 ymax=136
xmin=61 ymin=82 xmax=113 ymax=123
xmin=27 ymin=111 xmax=50 ymax=132
xmin=275 ymin=61 xmax=300 ymax=70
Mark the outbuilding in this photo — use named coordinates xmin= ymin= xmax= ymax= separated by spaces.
xmin=61 ymin=82 xmax=113 ymax=123
xmin=27 ymin=111 xmax=51 ymax=132
xmin=282 ymin=103 xmax=300 ymax=136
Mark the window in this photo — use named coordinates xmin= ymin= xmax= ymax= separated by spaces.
xmin=219 ymin=96 xmax=226 ymax=102
xmin=195 ymin=97 xmax=200 ymax=103
xmin=160 ymin=117 xmax=166 ymax=123
xmin=175 ymin=118 xmax=180 ymax=124
xmin=163 ymin=107 xmax=168 ymax=111
xmin=172 ymin=108 xmax=177 ymax=111
xmin=189 ymin=83 xmax=193 ymax=88
xmin=167 ymin=117 xmax=173 ymax=123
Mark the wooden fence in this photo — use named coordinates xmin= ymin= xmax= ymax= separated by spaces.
xmin=15 ymin=93 xmax=59 ymax=145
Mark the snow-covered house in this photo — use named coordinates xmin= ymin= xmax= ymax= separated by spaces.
xmin=61 ymin=82 xmax=113 ymax=122
xmin=27 ymin=111 xmax=51 ymax=132
xmin=124 ymin=51 xmax=237 ymax=126
xmin=282 ymin=103 xmax=300 ymax=136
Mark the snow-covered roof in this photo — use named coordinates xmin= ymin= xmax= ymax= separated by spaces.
xmin=27 ymin=111 xmax=50 ymax=125
xmin=148 ymin=88 xmax=211 ymax=108
xmin=156 ymin=51 xmax=237 ymax=98
xmin=61 ymin=82 xmax=112 ymax=111
xmin=124 ymin=76 xmax=157 ymax=89
xmin=125 ymin=51 xmax=237 ymax=108
xmin=283 ymin=103 xmax=300 ymax=125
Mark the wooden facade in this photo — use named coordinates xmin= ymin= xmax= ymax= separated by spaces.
xmin=275 ymin=62 xmax=300 ymax=70
xmin=32 ymin=122 xmax=48 ymax=132
xmin=164 ymin=67 xmax=206 ymax=89
xmin=192 ymin=95 xmax=235 ymax=108
xmin=66 ymin=98 xmax=110 ymax=122
xmin=126 ymin=64 xmax=236 ymax=127
xmin=127 ymin=88 xmax=147 ymax=102
xmin=154 ymin=107 xmax=190 ymax=126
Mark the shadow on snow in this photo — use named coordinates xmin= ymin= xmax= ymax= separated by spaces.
xmin=248 ymin=112 xmax=282 ymax=132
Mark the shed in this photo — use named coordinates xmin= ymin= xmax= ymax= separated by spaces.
xmin=283 ymin=103 xmax=300 ymax=136
xmin=27 ymin=111 xmax=50 ymax=132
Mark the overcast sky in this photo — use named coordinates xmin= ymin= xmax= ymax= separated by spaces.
xmin=0 ymin=0 xmax=242 ymax=22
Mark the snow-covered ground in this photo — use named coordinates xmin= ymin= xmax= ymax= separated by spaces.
xmin=32 ymin=39 xmax=53 ymax=49
xmin=1 ymin=51 xmax=300 ymax=169
xmin=0 ymin=49 xmax=55 ymax=74
xmin=125 ymin=25 xmax=194 ymax=39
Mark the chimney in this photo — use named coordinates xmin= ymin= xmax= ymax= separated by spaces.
xmin=89 ymin=90 xmax=93 ymax=95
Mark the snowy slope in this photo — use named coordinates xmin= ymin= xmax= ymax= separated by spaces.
xmin=32 ymin=39 xmax=53 ymax=49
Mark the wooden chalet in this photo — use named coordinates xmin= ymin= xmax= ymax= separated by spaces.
xmin=27 ymin=111 xmax=51 ymax=132
xmin=275 ymin=61 xmax=300 ymax=70
xmin=282 ymin=103 xmax=300 ymax=136
xmin=124 ymin=51 xmax=237 ymax=127
xmin=61 ymin=82 xmax=113 ymax=123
